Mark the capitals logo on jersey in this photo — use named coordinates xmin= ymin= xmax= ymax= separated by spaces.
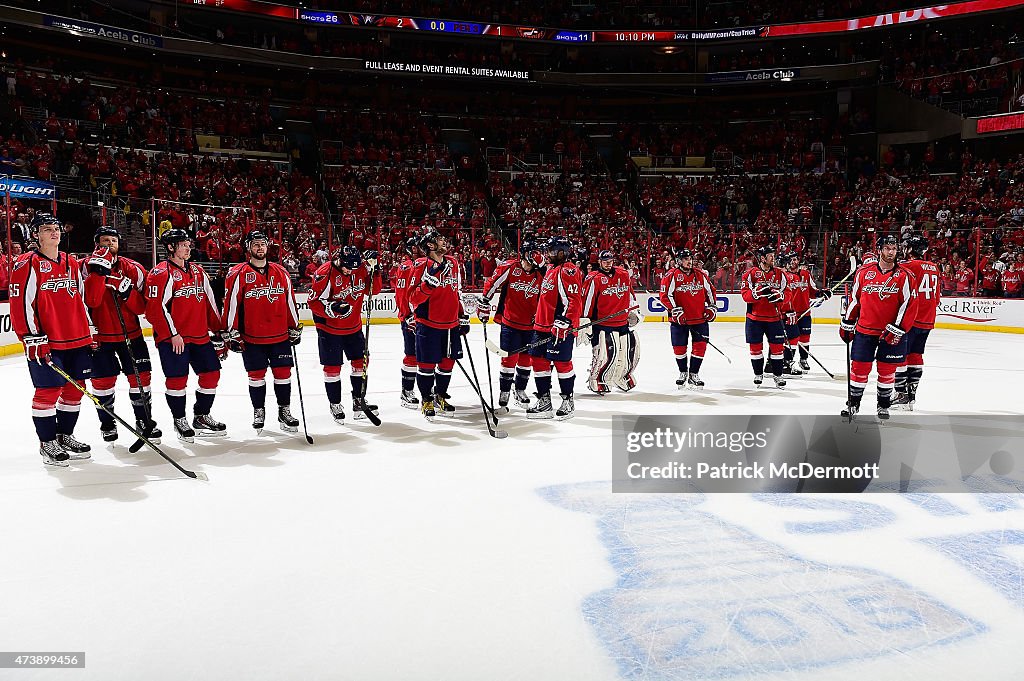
xmin=509 ymin=279 xmax=540 ymax=298
xmin=862 ymin=282 xmax=901 ymax=300
xmin=332 ymin=279 xmax=367 ymax=300
xmin=40 ymin=276 xmax=79 ymax=296
xmin=245 ymin=282 xmax=286 ymax=303
xmin=174 ymin=284 xmax=206 ymax=301
xmin=601 ymin=282 xmax=631 ymax=299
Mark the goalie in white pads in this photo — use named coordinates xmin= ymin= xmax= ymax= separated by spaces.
xmin=579 ymin=250 xmax=640 ymax=394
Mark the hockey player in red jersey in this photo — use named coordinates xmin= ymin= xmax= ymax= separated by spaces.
xmin=84 ymin=225 xmax=161 ymax=444
xmin=224 ymin=231 xmax=302 ymax=434
xmin=478 ymin=240 xmax=544 ymax=411
xmin=781 ymin=251 xmax=831 ymax=376
xmin=9 ymin=213 xmax=93 ymax=466
xmin=659 ymin=249 xmax=717 ymax=390
xmin=308 ymin=245 xmax=382 ymax=423
xmin=393 ymin=237 xmax=422 ymax=410
xmin=839 ymin=235 xmax=919 ymax=419
xmin=579 ymin=249 xmax=640 ymax=394
xmin=145 ymin=228 xmax=226 ymax=442
xmin=892 ymin=235 xmax=940 ymax=411
xmin=407 ymin=231 xmax=468 ymax=420
xmin=527 ymin=237 xmax=583 ymax=420
xmin=739 ymin=246 xmax=789 ymax=389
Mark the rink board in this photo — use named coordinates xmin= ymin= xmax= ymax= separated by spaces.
xmin=2 ymin=293 xmax=1021 ymax=357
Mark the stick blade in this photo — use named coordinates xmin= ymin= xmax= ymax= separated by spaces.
xmin=189 ymin=471 xmax=210 ymax=482
xmin=491 ymin=429 xmax=509 ymax=439
xmin=484 ymin=339 xmax=508 ymax=357
xmin=305 ymin=435 xmax=315 ymax=445
xmin=362 ymin=408 xmax=383 ymax=427
xmin=129 ymin=439 xmax=145 ymax=453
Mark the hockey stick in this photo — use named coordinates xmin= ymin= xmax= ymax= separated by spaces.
xmin=773 ymin=300 xmax=837 ymax=379
xmin=455 ymin=359 xmax=507 ymax=439
xmin=755 ymin=268 xmax=838 ymax=380
xmin=692 ymin=332 xmax=732 ymax=364
xmin=110 ymin=297 xmax=158 ymax=454
xmin=45 ymin=359 xmax=207 ymax=481
xmin=462 ymin=331 xmax=499 ymax=426
xmin=793 ymin=258 xmax=858 ymax=324
xmin=841 ymin=288 xmax=855 ymax=422
xmin=485 ymin=306 xmax=641 ymax=358
xmin=480 ymin=321 xmax=497 ymax=412
xmin=459 ymin=294 xmax=501 ymax=413
xmin=291 ymin=344 xmax=314 ymax=444
xmin=357 ymin=275 xmax=382 ymax=427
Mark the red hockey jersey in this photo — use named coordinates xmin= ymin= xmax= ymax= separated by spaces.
xmin=482 ymin=259 xmax=543 ymax=331
xmin=392 ymin=256 xmax=419 ymax=320
xmin=740 ymin=266 xmax=789 ymax=322
xmin=846 ymin=263 xmax=919 ymax=336
xmin=84 ymin=256 xmax=148 ymax=342
xmin=408 ymin=255 xmax=464 ymax=330
xmin=308 ymin=262 xmax=383 ymax=334
xmin=783 ymin=268 xmax=819 ymax=315
xmin=145 ymin=260 xmax=222 ymax=344
xmin=535 ymin=261 xmax=583 ymax=331
xmin=659 ymin=267 xmax=716 ymax=325
xmin=901 ymin=258 xmax=940 ymax=329
xmin=582 ymin=266 xmax=634 ymax=326
xmin=9 ymin=251 xmax=92 ymax=350
xmin=224 ymin=261 xmax=300 ymax=344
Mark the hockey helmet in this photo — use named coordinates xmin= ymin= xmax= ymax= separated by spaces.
xmin=30 ymin=212 xmax=61 ymax=236
xmin=160 ymin=228 xmax=192 ymax=250
xmin=419 ymin=230 xmax=443 ymax=252
xmin=905 ymin=235 xmax=929 ymax=257
xmin=337 ymin=245 xmax=361 ymax=270
xmin=244 ymin=230 xmax=270 ymax=251
xmin=93 ymin=225 xmax=121 ymax=245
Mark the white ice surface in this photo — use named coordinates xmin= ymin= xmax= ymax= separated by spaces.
xmin=0 ymin=322 xmax=1021 ymax=680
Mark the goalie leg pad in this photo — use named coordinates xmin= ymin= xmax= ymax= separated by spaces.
xmin=588 ymin=330 xmax=615 ymax=393
xmin=613 ymin=330 xmax=640 ymax=392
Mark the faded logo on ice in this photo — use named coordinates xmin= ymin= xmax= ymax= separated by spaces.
xmin=540 ymin=483 xmax=984 ymax=679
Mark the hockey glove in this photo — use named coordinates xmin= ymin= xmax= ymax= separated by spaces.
xmin=88 ymin=247 xmax=114 ymax=276
xmin=23 ymin=334 xmax=50 ymax=364
xmin=753 ymin=283 xmax=773 ymax=299
xmin=105 ymin=273 xmax=133 ymax=298
xmin=785 ymin=311 xmax=798 ymax=327
xmin=818 ymin=288 xmax=833 ymax=300
xmin=670 ymin=306 xmax=686 ymax=325
xmin=288 ymin=327 xmax=302 ymax=346
xmin=839 ymin=319 xmax=856 ymax=344
xmin=703 ymin=305 xmax=717 ymax=323
xmin=880 ymin=324 xmax=905 ymax=346
xmin=327 ymin=301 xmax=353 ymax=319
xmin=575 ymin=318 xmax=592 ymax=347
xmin=89 ymin=327 xmax=100 ymax=352
xmin=628 ymin=308 xmax=642 ymax=328
xmin=476 ymin=297 xmax=491 ymax=323
xmin=552 ymin=316 xmax=572 ymax=344
xmin=404 ymin=314 xmax=417 ymax=331
xmin=211 ymin=333 xmax=229 ymax=361
xmin=421 ymin=260 xmax=450 ymax=290
xmin=364 ymin=249 xmax=378 ymax=272
xmin=225 ymin=329 xmax=244 ymax=353
xmin=459 ymin=313 xmax=471 ymax=337
xmin=766 ymin=288 xmax=785 ymax=304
